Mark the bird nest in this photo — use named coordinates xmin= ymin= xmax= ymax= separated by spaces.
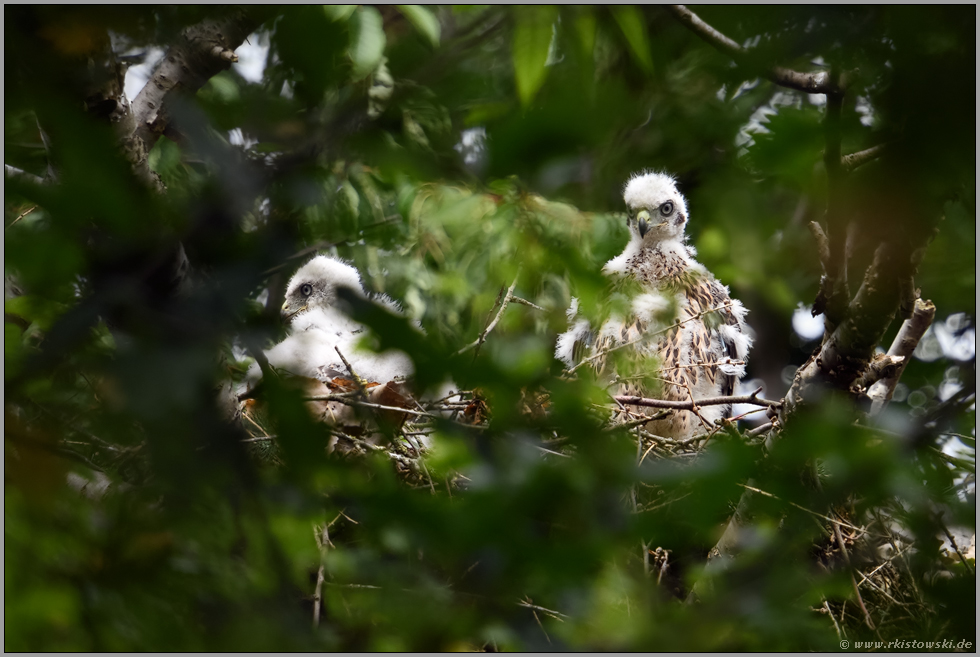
xmin=238 ymin=378 xmax=490 ymax=487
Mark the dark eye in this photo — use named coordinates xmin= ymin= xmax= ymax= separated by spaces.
xmin=660 ymin=201 xmax=674 ymax=217
xmin=300 ymin=283 xmax=313 ymax=296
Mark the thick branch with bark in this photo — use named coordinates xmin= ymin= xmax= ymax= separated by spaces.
xmin=131 ymin=9 xmax=264 ymax=154
xmin=667 ymin=7 xmax=948 ymax=606
xmin=812 ymin=82 xmax=850 ymax=328
xmin=867 ymin=298 xmax=936 ymax=416
xmin=782 ymin=241 xmax=914 ymax=421
xmin=854 ymin=355 xmax=905 ymax=391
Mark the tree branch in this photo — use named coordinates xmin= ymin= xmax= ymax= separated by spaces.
xmin=826 ymin=243 xmax=903 ymax=372
xmin=313 ymin=522 xmax=331 ymax=628
xmin=686 ymin=479 xmax=754 ymax=603
xmin=808 ymin=221 xmax=830 ymax=269
xmin=782 ymin=239 xmax=915 ymax=425
xmin=814 ymin=79 xmax=850 ymax=328
xmin=305 ymin=395 xmax=434 ymax=419
xmin=808 ymin=220 xmax=836 ymax=321
xmin=853 ymin=355 xmax=905 ymax=391
xmin=131 ymin=9 xmax=264 ymax=154
xmin=614 ymin=387 xmax=781 ymax=411
xmin=867 ymin=298 xmax=936 ymax=417
xmin=666 ymin=5 xmax=743 ymax=57
xmin=666 ymin=5 xmax=845 ymax=95
xmin=842 ymin=144 xmax=887 ymax=172
xmin=456 ymin=275 xmax=519 ymax=356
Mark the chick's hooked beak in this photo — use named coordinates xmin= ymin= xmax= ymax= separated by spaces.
xmin=636 ymin=210 xmax=651 ymax=238
xmin=280 ymin=299 xmax=307 ymax=324
xmin=636 ymin=209 xmax=670 ymax=238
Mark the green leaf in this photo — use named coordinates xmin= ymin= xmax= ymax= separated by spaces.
xmin=573 ymin=9 xmax=597 ymax=58
xmin=5 ymin=295 xmax=67 ymax=331
xmin=512 ymin=5 xmax=558 ymax=107
xmin=396 ymin=5 xmax=441 ymax=48
xmin=611 ymin=5 xmax=653 ymax=74
xmin=341 ymin=179 xmax=360 ymax=215
xmin=349 ymin=5 xmax=386 ymax=81
xmin=201 ymin=72 xmax=240 ymax=103
xmin=743 ymin=106 xmax=824 ymax=189
xmin=147 ymin=136 xmax=181 ymax=178
xmin=322 ymin=4 xmax=356 ymax=22
xmin=5 ymin=322 xmax=24 ymax=377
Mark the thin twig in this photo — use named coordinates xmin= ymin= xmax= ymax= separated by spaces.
xmin=306 ymin=395 xmax=435 ymax=418
xmin=419 ymin=455 xmax=437 ymax=494
xmin=614 ymin=386 xmax=781 ymax=411
xmin=638 ymin=441 xmax=658 ymax=466
xmin=637 ymin=491 xmax=693 ymax=513
xmin=510 ymin=296 xmax=546 ymax=311
xmin=823 ymin=599 xmax=845 ymax=640
xmin=567 ymin=301 xmax=736 ymax=374
xmin=727 ymin=407 xmax=769 ymax=423
xmin=530 ymin=609 xmax=550 ymax=644
xmin=609 ymin=410 xmax=672 ymax=431
xmin=535 ymin=445 xmax=571 ymax=459
xmin=831 ymin=521 xmax=876 ymax=631
xmin=456 ymin=275 xmax=520 ymax=356
xmin=424 ymin=389 xmax=470 ymax=405
xmin=857 ymin=569 xmax=906 ymax=607
xmin=637 ymin=426 xmax=702 ymax=448
xmin=242 ymin=435 xmax=277 ymax=443
xmin=737 ymin=483 xmax=881 ymax=538
xmin=334 ymin=346 xmax=364 ymax=386
xmin=940 ymin=522 xmax=975 ymax=576
xmin=657 ymin=549 xmax=669 ymax=585
xmin=929 ymin=446 xmax=976 ymax=474
xmin=517 ymin=598 xmax=567 ymax=621
xmin=6 ymin=204 xmax=37 ymax=230
xmin=841 ymin=144 xmax=886 ymax=171
xmin=313 ymin=565 xmax=325 ymax=627
xmin=855 ymin=542 xmax=914 ymax=589
xmin=313 ymin=522 xmax=331 ymax=629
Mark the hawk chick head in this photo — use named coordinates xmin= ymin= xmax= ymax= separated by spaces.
xmin=281 ymin=255 xmax=365 ymax=325
xmin=623 ymin=171 xmax=690 ymax=243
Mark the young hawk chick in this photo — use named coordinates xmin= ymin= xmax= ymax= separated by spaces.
xmin=557 ymin=171 xmax=752 ymax=440
xmin=247 ymin=254 xmax=414 ymax=388
xmin=241 ymin=255 xmax=416 ymax=449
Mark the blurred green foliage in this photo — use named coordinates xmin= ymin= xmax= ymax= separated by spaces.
xmin=5 ymin=5 xmax=975 ymax=651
